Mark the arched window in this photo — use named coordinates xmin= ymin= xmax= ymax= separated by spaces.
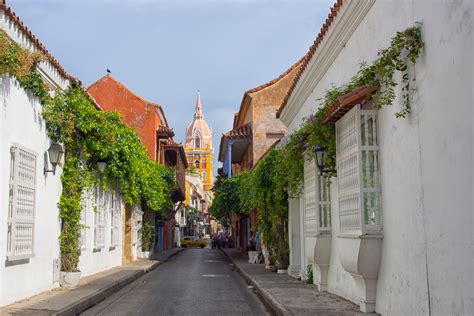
xmin=202 ymin=171 xmax=207 ymax=182
xmin=195 ymin=137 xmax=201 ymax=148
xmin=195 ymin=160 xmax=200 ymax=169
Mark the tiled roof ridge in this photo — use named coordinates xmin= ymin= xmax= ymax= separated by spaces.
xmin=235 ymin=56 xmax=304 ymax=127
xmin=224 ymin=123 xmax=252 ymax=138
xmin=277 ymin=0 xmax=344 ymax=117
xmin=246 ymin=56 xmax=305 ymax=95
xmin=1 ymin=1 xmax=78 ymax=83
xmin=88 ymin=74 xmax=162 ymax=109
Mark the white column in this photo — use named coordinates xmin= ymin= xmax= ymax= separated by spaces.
xmin=287 ymin=198 xmax=301 ymax=278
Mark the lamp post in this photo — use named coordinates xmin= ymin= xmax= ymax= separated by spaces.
xmin=44 ymin=143 xmax=64 ymax=175
xmin=313 ymin=145 xmax=335 ymax=176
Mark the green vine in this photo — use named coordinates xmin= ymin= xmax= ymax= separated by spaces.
xmin=0 ymin=31 xmax=176 ymax=272
xmin=284 ymin=23 xmax=423 ymax=182
xmin=211 ymin=24 xmax=423 ymax=261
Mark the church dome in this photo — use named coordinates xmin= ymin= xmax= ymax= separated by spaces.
xmin=185 ymin=94 xmax=212 ymax=149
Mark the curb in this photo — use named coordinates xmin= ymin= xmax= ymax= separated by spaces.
xmin=54 ymin=249 xmax=184 ymax=316
xmin=221 ymin=249 xmax=291 ymax=316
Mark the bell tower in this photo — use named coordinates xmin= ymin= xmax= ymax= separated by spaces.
xmin=184 ymin=93 xmax=214 ymax=192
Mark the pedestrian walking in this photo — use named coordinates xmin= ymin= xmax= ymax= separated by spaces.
xmin=248 ymin=231 xmax=257 ymax=263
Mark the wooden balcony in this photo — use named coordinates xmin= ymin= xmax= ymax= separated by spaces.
xmin=163 ymin=140 xmax=188 ymax=202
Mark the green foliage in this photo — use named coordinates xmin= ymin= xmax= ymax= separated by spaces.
xmin=0 ymin=31 xmax=175 ymax=272
xmin=208 ymin=173 xmax=243 ymax=221
xmin=283 ymin=23 xmax=423 ymax=181
xmin=139 ymin=222 xmax=156 ymax=252
xmin=306 ymin=264 xmax=313 ymax=284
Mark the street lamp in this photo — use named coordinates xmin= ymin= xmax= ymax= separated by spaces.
xmin=44 ymin=143 xmax=64 ymax=175
xmin=313 ymin=145 xmax=334 ymax=176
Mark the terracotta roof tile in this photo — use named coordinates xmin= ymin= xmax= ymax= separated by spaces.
xmin=323 ymin=85 xmax=378 ymax=124
xmin=224 ymin=123 xmax=252 ymax=139
xmin=277 ymin=0 xmax=344 ymax=117
xmin=157 ymin=125 xmax=175 ymax=137
xmin=163 ymin=138 xmax=180 ymax=148
xmin=1 ymin=1 xmax=78 ymax=83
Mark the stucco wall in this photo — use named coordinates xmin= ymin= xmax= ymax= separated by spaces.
xmin=78 ymin=189 xmax=123 ymax=277
xmin=285 ymin=0 xmax=473 ymax=314
xmin=0 ymin=76 xmax=63 ymax=306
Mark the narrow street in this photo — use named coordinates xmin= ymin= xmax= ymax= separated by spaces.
xmin=81 ymin=249 xmax=271 ymax=315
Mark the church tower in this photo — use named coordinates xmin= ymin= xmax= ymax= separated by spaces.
xmin=185 ymin=93 xmax=214 ymax=192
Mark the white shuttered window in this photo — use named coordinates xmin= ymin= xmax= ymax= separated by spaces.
xmin=110 ymin=191 xmax=121 ymax=247
xmin=304 ymin=158 xmax=318 ymax=237
xmin=318 ymin=175 xmax=331 ymax=232
xmin=80 ymin=193 xmax=88 ymax=250
xmin=7 ymin=144 xmax=37 ymax=261
xmin=336 ymin=105 xmax=381 ymax=234
xmin=94 ymin=186 xmax=105 ymax=249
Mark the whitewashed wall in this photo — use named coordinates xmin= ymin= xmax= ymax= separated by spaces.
xmin=283 ymin=0 xmax=473 ymax=315
xmin=78 ymin=187 xmax=123 ymax=277
xmin=0 ymin=76 xmax=63 ymax=306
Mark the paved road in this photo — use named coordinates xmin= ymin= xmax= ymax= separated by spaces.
xmin=82 ymin=248 xmax=271 ymax=315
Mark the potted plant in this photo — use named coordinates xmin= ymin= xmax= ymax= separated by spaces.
xmin=59 ymin=215 xmax=82 ymax=288
xmin=269 ymin=253 xmax=278 ymax=272
xmin=139 ymin=222 xmax=156 ymax=258
xmin=276 ymin=236 xmax=289 ymax=274
xmin=58 ymin=161 xmax=83 ymax=288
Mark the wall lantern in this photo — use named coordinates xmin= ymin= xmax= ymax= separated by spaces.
xmin=313 ymin=144 xmax=334 ymax=176
xmin=97 ymin=160 xmax=107 ymax=173
xmin=44 ymin=143 xmax=64 ymax=175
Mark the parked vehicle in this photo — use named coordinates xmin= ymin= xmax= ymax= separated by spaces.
xmin=180 ymin=236 xmax=207 ymax=248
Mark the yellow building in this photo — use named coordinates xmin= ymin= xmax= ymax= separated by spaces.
xmin=184 ymin=94 xmax=214 ymax=193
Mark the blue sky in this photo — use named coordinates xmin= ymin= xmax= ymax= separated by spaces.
xmin=9 ymin=0 xmax=333 ymax=177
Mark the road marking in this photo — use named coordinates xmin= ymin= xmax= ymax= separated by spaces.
xmin=204 ymin=260 xmax=221 ymax=263
xmin=202 ymin=274 xmax=230 ymax=278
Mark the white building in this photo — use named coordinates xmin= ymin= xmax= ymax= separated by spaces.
xmin=0 ymin=3 xmax=141 ymax=307
xmin=279 ymin=0 xmax=473 ymax=315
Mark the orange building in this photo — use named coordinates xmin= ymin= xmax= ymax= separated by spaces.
xmin=88 ymin=75 xmax=187 ymax=258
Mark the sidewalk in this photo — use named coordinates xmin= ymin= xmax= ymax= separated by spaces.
xmin=1 ymin=248 xmax=183 ymax=316
xmin=222 ymin=248 xmax=377 ymax=316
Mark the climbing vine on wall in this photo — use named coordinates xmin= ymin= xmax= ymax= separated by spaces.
xmin=0 ymin=31 xmax=176 ymax=272
xmin=282 ymin=23 xmax=424 ymax=186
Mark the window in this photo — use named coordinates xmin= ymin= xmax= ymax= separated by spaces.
xmin=110 ymin=191 xmax=121 ymax=248
xmin=7 ymin=144 xmax=37 ymax=261
xmin=202 ymin=171 xmax=206 ymax=182
xmin=195 ymin=137 xmax=201 ymax=148
xmin=336 ymin=104 xmax=381 ymax=234
xmin=80 ymin=194 xmax=88 ymax=250
xmin=304 ymin=158 xmax=318 ymax=237
xmin=318 ymin=175 xmax=331 ymax=232
xmin=132 ymin=205 xmax=143 ymax=247
xmin=195 ymin=160 xmax=200 ymax=169
xmin=94 ymin=186 xmax=105 ymax=249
